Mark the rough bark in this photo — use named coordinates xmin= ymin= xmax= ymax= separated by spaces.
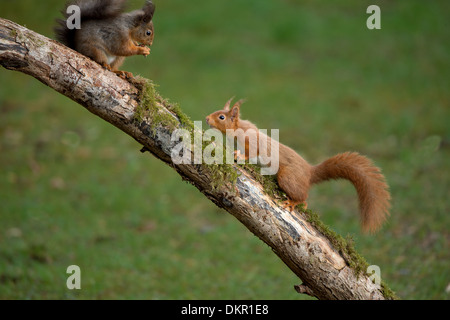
xmin=0 ymin=18 xmax=394 ymax=300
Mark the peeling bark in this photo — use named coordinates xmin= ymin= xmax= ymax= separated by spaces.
xmin=0 ymin=18 xmax=394 ymax=300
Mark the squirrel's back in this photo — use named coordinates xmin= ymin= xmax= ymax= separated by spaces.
xmin=55 ymin=0 xmax=127 ymax=49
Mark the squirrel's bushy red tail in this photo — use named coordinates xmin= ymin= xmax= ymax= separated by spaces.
xmin=55 ymin=0 xmax=127 ymax=48
xmin=311 ymin=152 xmax=391 ymax=233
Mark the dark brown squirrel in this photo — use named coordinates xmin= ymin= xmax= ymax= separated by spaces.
xmin=206 ymin=98 xmax=391 ymax=233
xmin=55 ymin=0 xmax=155 ymax=78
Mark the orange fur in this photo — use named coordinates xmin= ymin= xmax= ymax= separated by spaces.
xmin=206 ymin=98 xmax=391 ymax=233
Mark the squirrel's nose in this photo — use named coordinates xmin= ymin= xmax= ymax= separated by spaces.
xmin=206 ymin=116 xmax=210 ymax=123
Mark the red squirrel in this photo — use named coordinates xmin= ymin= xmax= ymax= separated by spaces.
xmin=55 ymin=0 xmax=155 ymax=79
xmin=206 ymin=98 xmax=391 ymax=233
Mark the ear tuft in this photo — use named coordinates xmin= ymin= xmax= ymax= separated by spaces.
xmin=142 ymin=0 xmax=156 ymax=23
xmin=223 ymin=96 xmax=235 ymax=111
xmin=233 ymin=99 xmax=246 ymax=109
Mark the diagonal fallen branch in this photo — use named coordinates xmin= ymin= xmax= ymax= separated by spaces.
xmin=0 ymin=18 xmax=397 ymax=300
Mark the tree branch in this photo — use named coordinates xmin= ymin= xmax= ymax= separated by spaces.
xmin=0 ymin=18 xmax=396 ymax=300
xmin=294 ymin=284 xmax=318 ymax=298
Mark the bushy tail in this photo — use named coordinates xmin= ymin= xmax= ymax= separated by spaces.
xmin=54 ymin=0 xmax=127 ymax=48
xmin=311 ymin=152 xmax=391 ymax=233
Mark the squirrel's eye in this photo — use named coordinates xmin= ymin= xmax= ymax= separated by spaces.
xmin=146 ymin=30 xmax=152 ymax=36
xmin=219 ymin=115 xmax=225 ymax=120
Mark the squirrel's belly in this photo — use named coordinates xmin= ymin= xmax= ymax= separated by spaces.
xmin=106 ymin=54 xmax=117 ymax=65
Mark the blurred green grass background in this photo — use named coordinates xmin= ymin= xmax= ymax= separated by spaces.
xmin=0 ymin=0 xmax=449 ymax=299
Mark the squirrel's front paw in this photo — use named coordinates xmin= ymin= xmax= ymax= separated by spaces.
xmin=140 ymin=47 xmax=151 ymax=56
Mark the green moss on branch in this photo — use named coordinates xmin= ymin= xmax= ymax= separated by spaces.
xmin=131 ymin=77 xmax=397 ymax=300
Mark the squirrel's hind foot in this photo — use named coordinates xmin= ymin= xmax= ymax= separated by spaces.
xmin=114 ymin=70 xmax=134 ymax=79
xmin=100 ymin=63 xmax=133 ymax=79
xmin=101 ymin=63 xmax=113 ymax=71
xmin=281 ymin=200 xmax=307 ymax=212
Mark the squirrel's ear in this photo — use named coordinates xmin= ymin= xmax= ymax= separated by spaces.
xmin=233 ymin=99 xmax=246 ymax=110
xmin=230 ymin=99 xmax=245 ymax=121
xmin=142 ymin=1 xmax=156 ymax=23
xmin=230 ymin=105 xmax=240 ymax=121
xmin=223 ymin=96 xmax=235 ymax=111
